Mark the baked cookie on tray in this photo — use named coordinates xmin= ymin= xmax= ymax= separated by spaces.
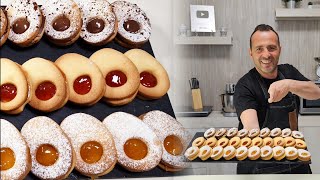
xmin=60 ymin=113 xmax=117 ymax=178
xmin=41 ymin=0 xmax=82 ymax=46
xmin=22 ymin=58 xmax=69 ymax=112
xmin=124 ymin=49 xmax=170 ymax=100
xmin=103 ymin=112 xmax=162 ymax=172
xmin=5 ymin=0 xmax=44 ymax=47
xmin=112 ymin=0 xmax=151 ymax=48
xmin=21 ymin=116 xmax=75 ymax=180
xmin=74 ymin=0 xmax=117 ymax=46
xmin=1 ymin=58 xmax=31 ymax=114
xmin=90 ymin=48 xmax=140 ymax=106
xmin=140 ymin=110 xmax=191 ymax=171
xmin=0 ymin=119 xmax=32 ymax=180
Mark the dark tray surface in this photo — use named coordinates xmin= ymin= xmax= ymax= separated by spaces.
xmin=0 ymin=38 xmax=191 ymax=178
xmin=188 ymin=132 xmax=311 ymax=164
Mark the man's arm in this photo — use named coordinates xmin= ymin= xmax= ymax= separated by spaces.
xmin=268 ymin=79 xmax=320 ymax=103
xmin=240 ymin=109 xmax=260 ymax=130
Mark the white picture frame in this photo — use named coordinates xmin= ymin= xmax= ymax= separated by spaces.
xmin=190 ymin=5 xmax=216 ymax=33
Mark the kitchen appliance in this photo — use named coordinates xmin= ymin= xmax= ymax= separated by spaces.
xmin=221 ymin=83 xmax=237 ymax=117
xmin=300 ymin=57 xmax=320 ymax=114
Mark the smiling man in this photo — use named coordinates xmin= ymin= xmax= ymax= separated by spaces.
xmin=234 ymin=24 xmax=320 ymax=174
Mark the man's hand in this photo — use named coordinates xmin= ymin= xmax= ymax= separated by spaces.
xmin=268 ymin=79 xmax=320 ymax=103
xmin=268 ymin=79 xmax=290 ymax=103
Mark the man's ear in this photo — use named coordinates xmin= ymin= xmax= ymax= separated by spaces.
xmin=249 ymin=48 xmax=253 ymax=58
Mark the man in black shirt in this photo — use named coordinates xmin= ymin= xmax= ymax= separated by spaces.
xmin=234 ymin=24 xmax=320 ymax=174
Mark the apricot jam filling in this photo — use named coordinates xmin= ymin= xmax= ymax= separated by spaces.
xmin=80 ymin=141 xmax=103 ymax=164
xmin=124 ymin=139 xmax=148 ymax=160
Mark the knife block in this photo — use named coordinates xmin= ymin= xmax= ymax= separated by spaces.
xmin=191 ymin=89 xmax=203 ymax=110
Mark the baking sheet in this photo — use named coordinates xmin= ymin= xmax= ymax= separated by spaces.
xmin=188 ymin=132 xmax=311 ymax=164
xmin=0 ymin=38 xmax=191 ymax=178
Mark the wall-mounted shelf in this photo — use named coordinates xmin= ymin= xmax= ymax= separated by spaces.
xmin=275 ymin=8 xmax=320 ymax=20
xmin=174 ymin=32 xmax=233 ymax=45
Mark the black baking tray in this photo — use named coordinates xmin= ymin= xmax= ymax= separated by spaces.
xmin=188 ymin=132 xmax=311 ymax=164
xmin=0 ymin=37 xmax=192 ymax=178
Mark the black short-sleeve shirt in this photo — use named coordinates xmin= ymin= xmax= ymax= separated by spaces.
xmin=234 ymin=64 xmax=309 ymax=129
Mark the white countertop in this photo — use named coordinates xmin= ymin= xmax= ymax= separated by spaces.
xmin=177 ymin=111 xmax=320 ymax=129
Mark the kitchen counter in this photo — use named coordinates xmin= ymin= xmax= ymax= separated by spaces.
xmin=177 ymin=111 xmax=320 ymax=129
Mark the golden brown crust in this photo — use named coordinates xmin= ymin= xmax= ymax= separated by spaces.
xmin=55 ymin=53 xmax=105 ymax=105
xmin=1 ymin=58 xmax=30 ymax=112
xmin=124 ymin=49 xmax=170 ymax=100
xmin=22 ymin=58 xmax=69 ymax=112
xmin=89 ymin=48 xmax=140 ymax=104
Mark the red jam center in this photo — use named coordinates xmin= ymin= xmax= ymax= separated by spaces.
xmin=73 ymin=75 xmax=92 ymax=95
xmin=1 ymin=84 xmax=17 ymax=102
xmin=105 ymin=71 xmax=127 ymax=87
xmin=36 ymin=82 xmax=56 ymax=101
xmin=140 ymin=72 xmax=157 ymax=88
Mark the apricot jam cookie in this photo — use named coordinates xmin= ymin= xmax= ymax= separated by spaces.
xmin=60 ymin=113 xmax=117 ymax=178
xmin=125 ymin=49 xmax=170 ymax=99
xmin=74 ymin=0 xmax=117 ymax=46
xmin=41 ymin=0 xmax=82 ymax=46
xmin=103 ymin=112 xmax=162 ymax=172
xmin=1 ymin=58 xmax=30 ymax=114
xmin=55 ymin=53 xmax=105 ymax=106
xmin=112 ymin=0 xmax=151 ymax=48
xmin=1 ymin=119 xmax=31 ymax=180
xmin=90 ymin=48 xmax=140 ymax=105
xmin=140 ymin=110 xmax=191 ymax=171
xmin=22 ymin=58 xmax=69 ymax=112
xmin=21 ymin=116 xmax=75 ymax=179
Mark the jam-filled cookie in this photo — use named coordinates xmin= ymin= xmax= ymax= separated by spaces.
xmin=60 ymin=113 xmax=117 ymax=178
xmin=21 ymin=116 xmax=75 ymax=179
xmin=103 ymin=112 xmax=162 ymax=172
xmin=1 ymin=119 xmax=31 ymax=180
xmin=22 ymin=58 xmax=69 ymax=112
xmin=1 ymin=58 xmax=30 ymax=114
xmin=55 ymin=53 xmax=105 ymax=106
xmin=112 ymin=1 xmax=151 ymax=48
xmin=125 ymin=49 xmax=170 ymax=100
xmin=41 ymin=0 xmax=82 ymax=46
xmin=184 ymin=146 xmax=199 ymax=161
xmin=90 ymin=48 xmax=140 ymax=105
xmin=0 ymin=8 xmax=10 ymax=46
xmin=74 ymin=0 xmax=117 ymax=46
xmin=5 ymin=0 xmax=44 ymax=47
xmin=140 ymin=110 xmax=191 ymax=171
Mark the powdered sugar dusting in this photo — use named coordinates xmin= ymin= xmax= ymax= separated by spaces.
xmin=74 ymin=0 xmax=116 ymax=44
xmin=1 ymin=119 xmax=29 ymax=180
xmin=41 ymin=0 xmax=81 ymax=40
xmin=60 ymin=113 xmax=117 ymax=176
xmin=6 ymin=0 xmax=42 ymax=44
xmin=103 ymin=112 xmax=162 ymax=172
xmin=20 ymin=116 xmax=73 ymax=179
xmin=112 ymin=1 xmax=151 ymax=43
xmin=141 ymin=110 xmax=191 ymax=169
